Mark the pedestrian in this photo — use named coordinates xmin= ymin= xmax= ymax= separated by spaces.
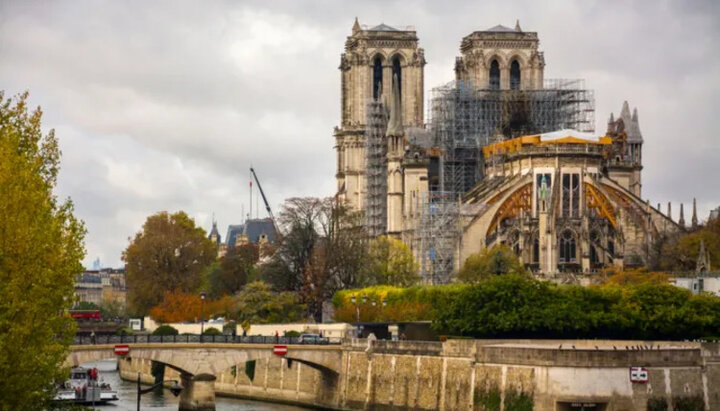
xmin=90 ymin=330 xmax=96 ymax=344
xmin=274 ymin=330 xmax=279 ymax=343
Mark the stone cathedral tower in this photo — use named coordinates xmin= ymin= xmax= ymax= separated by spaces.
xmin=334 ymin=18 xmax=425 ymax=211
xmin=455 ymin=21 xmax=545 ymax=90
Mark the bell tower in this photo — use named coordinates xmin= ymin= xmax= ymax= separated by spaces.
xmin=335 ymin=18 xmax=425 ymax=211
xmin=455 ymin=21 xmax=544 ymax=90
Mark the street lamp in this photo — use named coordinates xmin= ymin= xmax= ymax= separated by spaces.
xmin=200 ymin=292 xmax=206 ymax=342
xmin=136 ymin=372 xmax=182 ymax=411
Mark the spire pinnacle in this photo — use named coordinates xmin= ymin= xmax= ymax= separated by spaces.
xmin=679 ymin=203 xmax=685 ymax=228
xmin=692 ymin=198 xmax=698 ymax=229
xmin=667 ymin=202 xmax=672 ymax=221
xmin=515 ymin=19 xmax=522 ymax=31
xmin=697 ymin=239 xmax=711 ymax=272
xmin=608 ymin=112 xmax=614 ymax=123
xmin=620 ymin=101 xmax=631 ymax=119
xmin=632 ymin=107 xmax=638 ymax=122
xmin=352 ymin=17 xmax=361 ymax=33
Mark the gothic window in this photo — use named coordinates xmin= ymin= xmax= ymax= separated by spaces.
xmin=562 ymin=174 xmax=570 ymax=217
xmin=489 ymin=59 xmax=500 ymax=90
xmin=510 ymin=60 xmax=521 ymax=90
xmin=561 ymin=173 xmax=581 ymax=218
xmin=559 ymin=230 xmax=577 ymax=263
xmin=532 ymin=237 xmax=539 ymax=263
xmin=392 ymin=55 xmax=402 ymax=99
xmin=373 ymin=56 xmax=383 ymax=100
xmin=572 ymin=174 xmax=580 ymax=217
xmin=608 ymin=239 xmax=615 ymax=257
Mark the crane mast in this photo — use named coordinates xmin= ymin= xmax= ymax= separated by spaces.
xmin=249 ymin=167 xmax=278 ymax=234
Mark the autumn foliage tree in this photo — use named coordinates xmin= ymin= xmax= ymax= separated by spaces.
xmin=365 ymin=236 xmax=419 ymax=287
xmin=123 ymin=211 xmax=217 ymax=315
xmin=148 ymin=290 xmax=233 ymax=323
xmin=658 ymin=216 xmax=720 ymax=271
xmin=0 ymin=92 xmax=86 ymax=409
xmin=457 ymin=244 xmax=528 ymax=283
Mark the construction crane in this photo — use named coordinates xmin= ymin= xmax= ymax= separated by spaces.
xmin=249 ymin=167 xmax=279 ymax=234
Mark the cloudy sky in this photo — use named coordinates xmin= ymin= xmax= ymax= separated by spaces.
xmin=1 ymin=0 xmax=718 ymax=268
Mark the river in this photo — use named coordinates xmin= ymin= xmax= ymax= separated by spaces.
xmin=82 ymin=360 xmax=308 ymax=411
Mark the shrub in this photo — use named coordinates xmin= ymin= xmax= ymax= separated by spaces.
xmin=332 ymin=274 xmax=720 ymax=340
xmin=152 ymin=325 xmax=179 ymax=336
xmin=202 ymin=327 xmax=222 ymax=336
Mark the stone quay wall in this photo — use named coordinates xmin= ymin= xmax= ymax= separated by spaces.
xmin=118 ymin=339 xmax=720 ymax=410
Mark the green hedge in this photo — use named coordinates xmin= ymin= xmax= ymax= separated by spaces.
xmin=334 ymin=275 xmax=720 ymax=340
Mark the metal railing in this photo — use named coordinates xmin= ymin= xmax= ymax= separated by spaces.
xmin=73 ymin=334 xmax=342 ymax=346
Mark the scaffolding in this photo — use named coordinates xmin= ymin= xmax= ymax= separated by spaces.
xmin=364 ymin=99 xmax=389 ymax=237
xmin=410 ymin=191 xmax=460 ymax=284
xmin=430 ymin=78 xmax=595 ymax=194
xmin=411 ymin=78 xmax=596 ymax=282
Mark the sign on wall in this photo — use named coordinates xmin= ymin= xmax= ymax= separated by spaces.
xmin=273 ymin=345 xmax=288 ymax=356
xmin=114 ymin=344 xmax=130 ymax=356
xmin=629 ymin=367 xmax=649 ymax=383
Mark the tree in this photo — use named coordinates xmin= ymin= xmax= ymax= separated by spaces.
xmin=123 ymin=211 xmax=217 ymax=314
xmin=0 ymin=91 xmax=86 ymax=409
xmin=148 ymin=290 xmax=233 ymax=323
xmin=457 ymin=244 xmax=528 ymax=283
xmin=231 ymin=281 xmax=306 ymax=324
xmin=215 ymin=243 xmax=259 ymax=296
xmin=365 ymin=236 xmax=419 ymax=287
xmin=601 ymin=268 xmax=671 ymax=286
xmin=657 ymin=217 xmax=720 ymax=271
xmin=262 ymin=197 xmax=369 ymax=321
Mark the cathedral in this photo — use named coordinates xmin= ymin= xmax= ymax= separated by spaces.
xmin=334 ymin=19 xmax=682 ymax=282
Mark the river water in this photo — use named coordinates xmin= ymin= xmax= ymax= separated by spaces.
xmin=82 ymin=360 xmax=308 ymax=411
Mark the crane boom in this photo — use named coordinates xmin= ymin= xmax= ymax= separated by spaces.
xmin=249 ymin=167 xmax=278 ymax=233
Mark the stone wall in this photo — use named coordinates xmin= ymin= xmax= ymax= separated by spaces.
xmin=117 ymin=339 xmax=720 ymax=410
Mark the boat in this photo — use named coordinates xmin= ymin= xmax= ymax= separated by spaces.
xmin=53 ymin=366 xmax=119 ymax=404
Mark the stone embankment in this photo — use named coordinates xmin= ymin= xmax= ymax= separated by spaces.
xmin=116 ymin=339 xmax=720 ymax=410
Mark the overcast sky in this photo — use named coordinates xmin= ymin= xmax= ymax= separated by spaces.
xmin=1 ymin=0 xmax=719 ymax=268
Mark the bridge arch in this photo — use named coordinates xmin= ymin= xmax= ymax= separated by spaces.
xmin=67 ymin=343 xmax=342 ymax=378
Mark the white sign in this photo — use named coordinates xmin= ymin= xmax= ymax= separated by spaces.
xmin=629 ymin=367 xmax=649 ymax=383
xmin=129 ymin=318 xmax=142 ymax=331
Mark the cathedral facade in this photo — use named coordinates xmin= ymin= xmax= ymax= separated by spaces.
xmin=333 ymin=20 xmax=680 ymax=280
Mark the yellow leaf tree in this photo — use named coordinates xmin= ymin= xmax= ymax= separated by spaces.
xmin=366 ymin=236 xmax=420 ymax=287
xmin=0 ymin=91 xmax=86 ymax=409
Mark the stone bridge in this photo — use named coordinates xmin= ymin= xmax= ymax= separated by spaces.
xmin=66 ymin=343 xmax=342 ymax=410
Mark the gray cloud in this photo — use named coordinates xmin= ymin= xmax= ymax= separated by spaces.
xmin=1 ymin=0 xmax=718 ymax=267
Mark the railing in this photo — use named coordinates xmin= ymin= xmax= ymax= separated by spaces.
xmin=73 ymin=334 xmax=342 ymax=346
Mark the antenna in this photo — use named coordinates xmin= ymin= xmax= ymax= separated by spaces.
xmin=249 ymin=167 xmax=253 ymax=221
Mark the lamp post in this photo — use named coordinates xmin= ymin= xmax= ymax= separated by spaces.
xmin=200 ymin=292 xmax=206 ymax=342
xmin=136 ymin=372 xmax=183 ymax=411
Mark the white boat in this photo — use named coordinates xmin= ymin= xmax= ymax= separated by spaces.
xmin=53 ymin=366 xmax=119 ymax=404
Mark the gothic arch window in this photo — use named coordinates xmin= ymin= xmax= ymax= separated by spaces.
xmin=559 ymin=230 xmax=577 ymax=263
xmin=373 ymin=56 xmax=383 ymax=100
xmin=532 ymin=236 xmax=539 ymax=264
xmin=489 ymin=59 xmax=500 ymax=90
xmin=392 ymin=55 xmax=402 ymax=98
xmin=510 ymin=60 xmax=521 ymax=90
